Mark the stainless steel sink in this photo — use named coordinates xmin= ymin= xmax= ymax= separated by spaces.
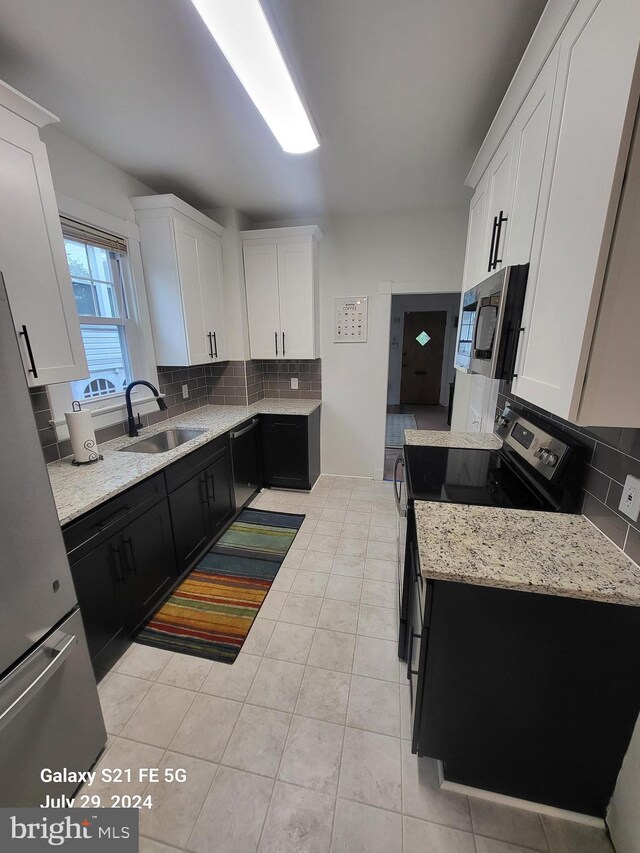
xmin=119 ymin=428 xmax=206 ymax=454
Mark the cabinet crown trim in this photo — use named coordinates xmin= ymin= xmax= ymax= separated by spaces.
xmin=130 ymin=193 xmax=225 ymax=236
xmin=240 ymin=225 xmax=323 ymax=242
xmin=0 ymin=79 xmax=59 ymax=128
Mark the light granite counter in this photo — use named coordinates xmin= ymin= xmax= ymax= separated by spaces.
xmin=404 ymin=429 xmax=502 ymax=450
xmin=48 ymin=400 xmax=321 ymax=526
xmin=414 ymin=500 xmax=640 ymax=607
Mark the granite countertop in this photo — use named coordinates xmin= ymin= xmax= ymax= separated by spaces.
xmin=404 ymin=429 xmax=502 ymax=450
xmin=414 ymin=500 xmax=640 ymax=607
xmin=48 ymin=400 xmax=321 ymax=526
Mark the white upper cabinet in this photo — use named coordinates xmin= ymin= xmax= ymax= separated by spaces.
xmin=242 ymin=226 xmax=322 ymax=361
xmin=505 ymin=45 xmax=559 ymax=265
xmin=459 ymin=0 xmax=640 ymax=425
xmin=483 ymin=132 xmax=513 ymax=275
xmin=131 ymin=195 xmax=226 ymax=366
xmin=513 ymin=0 xmax=640 ymax=420
xmin=0 ymin=81 xmax=87 ymax=387
xmin=461 ymin=172 xmax=489 ymax=291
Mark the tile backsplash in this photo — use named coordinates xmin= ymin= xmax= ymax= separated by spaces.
xmin=498 ymin=381 xmax=640 ymax=565
xmin=30 ymin=358 xmax=322 ymax=462
xmin=261 ymin=359 xmax=322 ymax=400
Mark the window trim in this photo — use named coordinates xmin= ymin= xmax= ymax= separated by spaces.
xmin=49 ymin=194 xmax=160 ymax=441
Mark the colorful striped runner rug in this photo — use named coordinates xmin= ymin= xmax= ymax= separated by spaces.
xmin=133 ymin=508 xmax=304 ymax=663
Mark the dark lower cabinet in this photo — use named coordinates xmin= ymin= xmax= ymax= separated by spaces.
xmin=261 ymin=408 xmax=320 ymax=490
xmin=119 ymin=500 xmax=176 ymax=632
xmin=410 ymin=573 xmax=640 ymax=817
xmin=69 ymin=540 xmax=125 ymax=668
xmin=67 ymin=497 xmax=177 ymax=673
xmin=166 ymin=441 xmax=235 ymax=575
xmin=206 ymin=453 xmax=234 ymax=533
xmin=169 ymin=469 xmax=214 ymax=573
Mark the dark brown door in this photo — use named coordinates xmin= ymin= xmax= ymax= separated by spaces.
xmin=400 ymin=311 xmax=447 ymax=404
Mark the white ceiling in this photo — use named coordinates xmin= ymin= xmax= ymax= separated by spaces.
xmin=0 ymin=0 xmax=546 ymax=219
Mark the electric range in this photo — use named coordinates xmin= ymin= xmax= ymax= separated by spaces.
xmin=395 ymin=406 xmax=586 ymax=659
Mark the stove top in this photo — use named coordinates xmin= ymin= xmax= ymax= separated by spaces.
xmin=403 ymin=445 xmax=552 ymax=510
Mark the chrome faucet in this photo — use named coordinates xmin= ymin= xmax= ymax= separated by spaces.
xmin=125 ymin=380 xmax=168 ymax=437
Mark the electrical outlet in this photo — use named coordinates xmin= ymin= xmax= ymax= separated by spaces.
xmin=290 ymin=377 xmax=299 ymax=390
xmin=619 ymin=474 xmax=640 ymax=521
xmin=182 ymin=384 xmax=189 ymax=399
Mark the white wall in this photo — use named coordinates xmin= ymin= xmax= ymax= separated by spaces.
xmin=608 ymin=714 xmax=640 ymax=853
xmin=387 ymin=292 xmax=460 ymax=407
xmin=317 ymin=209 xmax=467 ymax=477
xmin=40 ymin=127 xmax=154 ymax=222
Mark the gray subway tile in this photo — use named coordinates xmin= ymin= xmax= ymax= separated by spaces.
xmin=582 ymin=493 xmax=629 ymax=549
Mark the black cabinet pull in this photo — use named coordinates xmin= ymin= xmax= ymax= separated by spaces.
xmin=200 ymin=475 xmax=209 ymax=507
xmin=110 ymin=544 xmax=125 ymax=582
xmin=206 ymin=472 xmax=216 ymax=503
xmin=97 ymin=505 xmax=131 ymax=532
xmin=122 ymin=536 xmax=137 ymax=575
xmin=282 ymin=332 xmax=286 ymax=357
xmin=488 ymin=216 xmax=498 ymax=273
xmin=493 ymin=210 xmax=508 ymax=270
xmin=207 ymin=332 xmax=214 ymax=359
xmin=275 ymin=331 xmax=278 ymax=356
xmin=19 ymin=324 xmax=38 ymax=378
xmin=213 ymin=331 xmax=218 ymax=358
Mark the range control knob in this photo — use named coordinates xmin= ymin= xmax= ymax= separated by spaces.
xmin=496 ymin=416 xmax=510 ymax=428
xmin=545 ymin=453 xmax=558 ymax=467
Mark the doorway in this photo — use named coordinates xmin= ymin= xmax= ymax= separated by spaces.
xmin=384 ymin=292 xmax=460 ymax=479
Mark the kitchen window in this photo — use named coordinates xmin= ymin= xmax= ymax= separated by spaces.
xmin=63 ymin=233 xmax=133 ymax=402
xmin=48 ymin=199 xmax=160 ymax=442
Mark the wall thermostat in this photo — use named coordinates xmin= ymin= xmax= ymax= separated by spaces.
xmin=334 ymin=296 xmax=368 ymax=343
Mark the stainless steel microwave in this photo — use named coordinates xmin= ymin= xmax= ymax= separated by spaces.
xmin=454 ymin=264 xmax=528 ymax=379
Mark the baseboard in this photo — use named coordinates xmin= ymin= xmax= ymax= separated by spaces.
xmin=436 ymin=762 xmax=605 ymax=828
xmin=374 ymin=467 xmax=385 ymax=481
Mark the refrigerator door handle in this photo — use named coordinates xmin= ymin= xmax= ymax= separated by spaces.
xmin=0 ymin=634 xmax=77 ymax=733
xmin=393 ymin=455 xmax=406 ymax=516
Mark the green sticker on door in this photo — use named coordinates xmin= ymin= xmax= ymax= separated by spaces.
xmin=416 ymin=331 xmax=431 ymax=346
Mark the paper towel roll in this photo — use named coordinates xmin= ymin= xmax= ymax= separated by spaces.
xmin=65 ymin=408 xmax=100 ymax=464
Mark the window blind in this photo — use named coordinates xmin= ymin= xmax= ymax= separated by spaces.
xmin=60 ymin=216 xmax=128 ymax=254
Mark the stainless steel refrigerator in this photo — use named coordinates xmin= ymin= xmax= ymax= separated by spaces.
xmin=0 ymin=276 xmax=106 ymax=806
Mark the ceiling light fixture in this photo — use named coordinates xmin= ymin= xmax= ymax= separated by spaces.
xmin=189 ymin=0 xmax=319 ymax=154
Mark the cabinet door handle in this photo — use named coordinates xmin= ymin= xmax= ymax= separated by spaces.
xmin=97 ymin=505 xmax=131 ymax=532
xmin=488 ymin=216 xmax=498 ymax=273
xmin=282 ymin=332 xmax=285 ymax=357
xmin=122 ymin=536 xmax=137 ymax=575
xmin=200 ymin=475 xmax=209 ymax=507
xmin=207 ymin=332 xmax=214 ymax=359
xmin=19 ymin=324 xmax=38 ymax=379
xmin=275 ymin=331 xmax=278 ymax=357
xmin=213 ymin=331 xmax=218 ymax=358
xmin=110 ymin=544 xmax=125 ymax=582
xmin=493 ymin=210 xmax=508 ymax=270
xmin=206 ymin=472 xmax=216 ymax=503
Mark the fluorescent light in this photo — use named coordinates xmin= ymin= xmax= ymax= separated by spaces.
xmin=190 ymin=0 xmax=319 ymax=154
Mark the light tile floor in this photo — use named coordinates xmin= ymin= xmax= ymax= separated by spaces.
xmin=93 ymin=475 xmax=615 ymax=853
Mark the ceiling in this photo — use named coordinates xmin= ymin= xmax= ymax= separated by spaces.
xmin=0 ymin=0 xmax=547 ymax=219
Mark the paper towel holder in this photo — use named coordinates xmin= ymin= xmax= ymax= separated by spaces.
xmin=69 ymin=400 xmax=104 ymax=466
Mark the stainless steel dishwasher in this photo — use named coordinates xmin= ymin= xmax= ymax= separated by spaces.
xmin=230 ymin=417 xmax=261 ymax=508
